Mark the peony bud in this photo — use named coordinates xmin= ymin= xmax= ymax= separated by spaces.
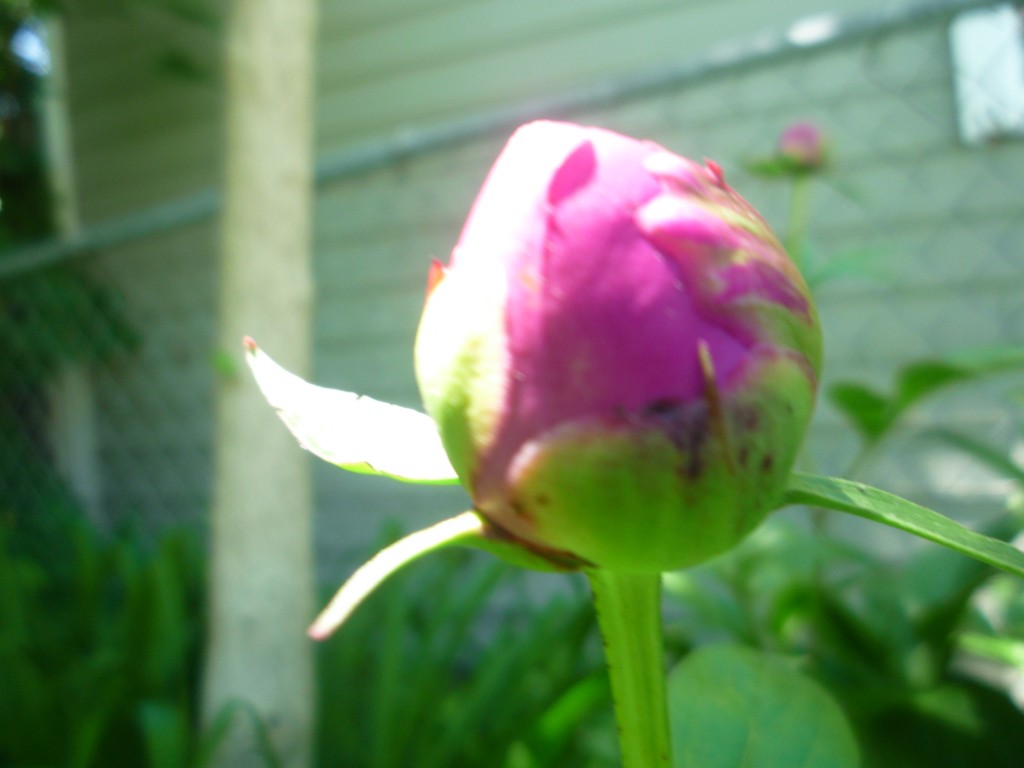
xmin=415 ymin=121 xmax=822 ymax=572
xmin=777 ymin=121 xmax=826 ymax=171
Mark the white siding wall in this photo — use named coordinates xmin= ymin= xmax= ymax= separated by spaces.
xmin=55 ymin=0 xmax=1024 ymax=569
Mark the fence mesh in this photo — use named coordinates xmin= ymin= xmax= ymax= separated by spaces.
xmin=1 ymin=2 xmax=1023 ymax=562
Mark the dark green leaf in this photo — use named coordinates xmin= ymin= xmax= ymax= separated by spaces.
xmin=858 ymin=682 xmax=1024 ymax=768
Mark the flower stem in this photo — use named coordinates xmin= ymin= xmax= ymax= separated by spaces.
xmin=587 ymin=569 xmax=672 ymax=768
xmin=786 ymin=174 xmax=811 ymax=272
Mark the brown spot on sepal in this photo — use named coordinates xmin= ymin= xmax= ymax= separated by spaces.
xmin=737 ymin=446 xmax=750 ymax=467
xmin=479 ymin=512 xmax=592 ymax=571
xmin=509 ymin=499 xmax=533 ymax=522
xmin=638 ymin=399 xmax=711 ymax=479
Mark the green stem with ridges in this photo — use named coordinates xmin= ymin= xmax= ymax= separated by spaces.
xmin=587 ymin=569 xmax=672 ymax=768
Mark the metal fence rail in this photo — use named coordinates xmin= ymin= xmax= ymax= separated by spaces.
xmin=0 ymin=0 xmax=997 ymax=278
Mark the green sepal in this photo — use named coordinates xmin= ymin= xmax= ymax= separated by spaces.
xmin=244 ymin=337 xmax=459 ymax=484
xmin=309 ymin=511 xmax=582 ymax=639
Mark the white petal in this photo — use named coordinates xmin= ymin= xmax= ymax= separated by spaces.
xmin=244 ymin=338 xmax=460 ymax=484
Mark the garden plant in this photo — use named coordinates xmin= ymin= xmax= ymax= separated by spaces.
xmin=248 ymin=120 xmax=1024 ymax=767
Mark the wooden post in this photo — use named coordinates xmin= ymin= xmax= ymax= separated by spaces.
xmin=203 ymin=0 xmax=318 ymax=765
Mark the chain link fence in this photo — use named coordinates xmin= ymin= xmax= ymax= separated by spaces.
xmin=2 ymin=1 xmax=1022 ymax=565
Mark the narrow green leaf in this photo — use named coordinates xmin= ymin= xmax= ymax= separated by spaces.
xmin=668 ymin=645 xmax=859 ymax=768
xmin=139 ymin=701 xmax=190 ymax=768
xmin=244 ymin=338 xmax=459 ymax=484
xmin=195 ymin=700 xmax=283 ymax=768
xmin=958 ymin=633 xmax=1024 ymax=667
xmin=531 ymin=675 xmax=610 ymax=762
xmin=783 ymin=473 xmax=1024 ymax=578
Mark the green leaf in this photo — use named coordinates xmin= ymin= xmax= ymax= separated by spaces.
xmin=859 ymin=682 xmax=1024 ymax=768
xmin=829 ymin=346 xmax=1024 ymax=447
xmin=899 ymin=347 xmax=1024 ymax=409
xmin=139 ymin=701 xmax=190 ymax=768
xmin=244 ymin=338 xmax=459 ymax=484
xmin=958 ymin=632 xmax=1024 ymax=667
xmin=667 ymin=645 xmax=859 ymax=768
xmin=783 ymin=473 xmax=1024 ymax=578
xmin=194 ymin=700 xmax=283 ymax=768
xmin=742 ymin=155 xmax=822 ymax=179
xmin=802 ymin=245 xmax=891 ymax=291
xmin=743 ymin=156 xmax=797 ymax=178
xmin=828 ymin=382 xmax=889 ymax=442
xmin=528 ymin=675 xmax=610 ymax=764
xmin=894 ymin=361 xmax=970 ymax=407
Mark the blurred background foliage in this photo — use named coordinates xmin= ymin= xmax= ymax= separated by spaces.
xmin=1 ymin=0 xmax=139 ymax=562
xmin=0 ymin=0 xmax=55 ymax=247
xmin=2 ymin=0 xmax=1024 ymax=765
xmin=0 ymin=515 xmax=615 ymax=767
